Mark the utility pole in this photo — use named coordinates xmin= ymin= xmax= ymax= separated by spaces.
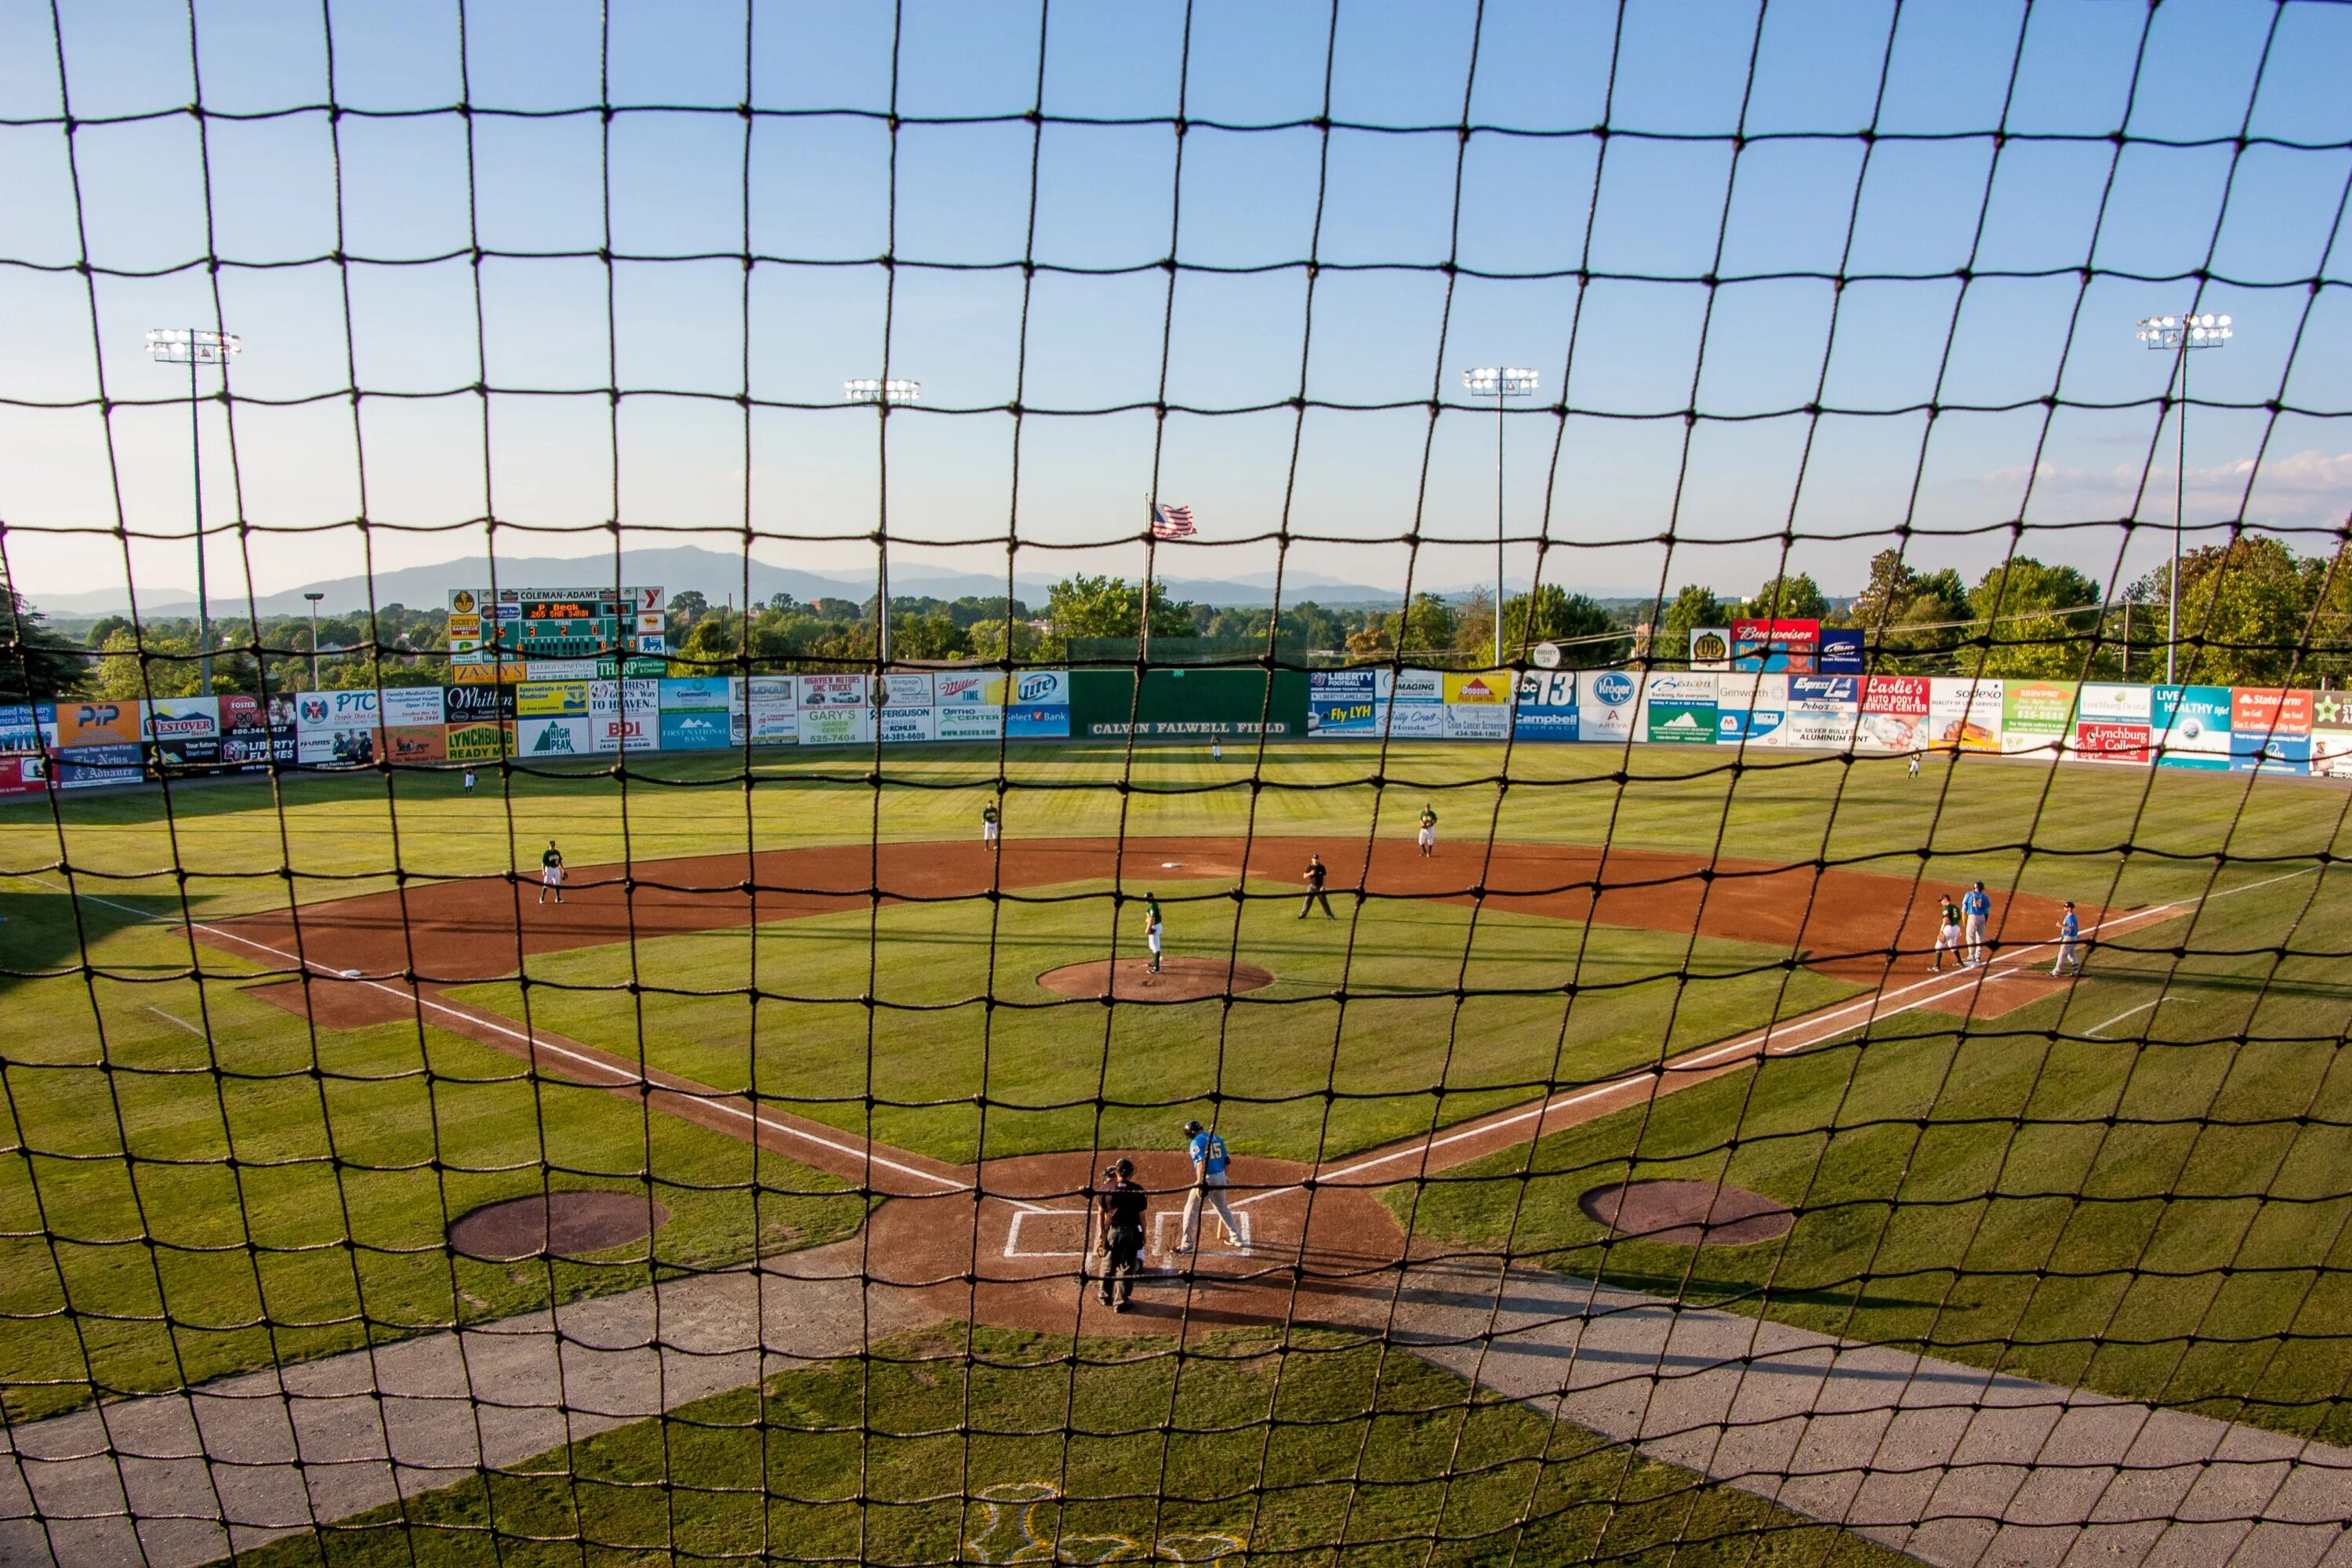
xmin=844 ymin=376 xmax=920 ymax=666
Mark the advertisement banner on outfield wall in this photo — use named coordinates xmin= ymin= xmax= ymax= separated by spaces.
xmin=2154 ymin=685 xmax=2232 ymax=770
xmin=1853 ymin=676 xmax=1929 ymax=753
xmin=2223 ymin=694 xmax=2311 ymax=769
xmin=377 ymin=688 xmax=445 ymax=729
xmin=590 ymin=679 xmax=659 ymax=752
xmin=2231 ymin=688 xmax=2313 ymax=738
xmin=1732 ymin=619 xmax=1819 ymax=673
xmin=798 ymin=673 xmax=872 ymax=746
xmin=935 ymin=706 xmax=1002 ymax=741
xmin=0 ymin=755 xmax=47 ymax=795
xmin=936 ymin=673 xmax=1004 ymax=706
xmin=882 ymin=671 xmax=935 ymax=708
xmin=2231 ymin=734 xmax=2310 ymax=775
xmin=1780 ymin=676 xmax=1860 ymax=748
xmin=1577 ymin=669 xmax=1637 ymax=742
xmin=2000 ymin=681 xmax=2077 ymax=757
xmin=56 ymin=700 xmax=140 ymax=747
xmin=517 ymin=715 xmax=593 ymax=757
xmin=2311 ymin=693 xmax=2352 ymax=776
xmin=1928 ymin=679 xmax=2002 ymax=752
xmin=1719 ymin=706 xmax=1785 ymax=745
xmin=746 ymin=677 xmax=798 ymax=744
xmin=1819 ymin=628 xmax=1865 ymax=674
xmin=444 ymin=684 xmax=516 ymax=724
xmin=296 ymin=690 xmax=382 ymax=767
xmin=1642 ymin=671 xmax=1717 ymax=745
xmin=142 ymin=696 xmax=219 ymax=742
xmin=445 ymin=721 xmax=512 ymax=761
xmin=0 ymin=704 xmax=38 ymax=752
xmin=383 ymin=725 xmax=447 ymax=764
xmin=657 ymin=710 xmax=731 ymax=750
xmin=659 ymin=676 xmax=733 ymax=712
xmin=1442 ymin=670 xmax=1512 ymax=739
xmin=1308 ymin=669 xmax=1385 ymax=737
xmin=1004 ymin=669 xmax=1071 ymax=739
xmin=880 ymin=706 xmax=938 ymax=743
xmin=880 ymin=671 xmax=937 ymax=743
xmin=2073 ymin=684 xmax=2151 ymax=761
xmin=1513 ymin=670 xmax=1577 ymax=740
xmin=517 ymin=680 xmax=590 ymax=717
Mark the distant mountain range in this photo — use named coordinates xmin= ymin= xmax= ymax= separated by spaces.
xmin=24 ymin=546 xmax=1586 ymax=620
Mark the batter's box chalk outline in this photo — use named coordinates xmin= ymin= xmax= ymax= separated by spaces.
xmin=1003 ymin=1207 xmax=1087 ymax=1259
xmin=1152 ymin=1207 xmax=1254 ymax=1258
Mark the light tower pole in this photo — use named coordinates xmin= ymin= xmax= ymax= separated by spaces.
xmin=2135 ymin=313 xmax=2230 ymax=685
xmin=844 ymin=376 xmax=920 ymax=666
xmin=1461 ymin=367 xmax=1539 ymax=667
xmin=303 ymin=592 xmax=325 ymax=688
xmin=146 ymin=327 xmax=241 ymax=693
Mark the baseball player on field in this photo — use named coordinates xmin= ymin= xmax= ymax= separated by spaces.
xmin=1143 ymin=892 xmax=1163 ymax=974
xmin=538 ymin=840 xmax=565 ymax=906
xmin=1961 ymin=881 xmax=1991 ymax=967
xmin=1417 ymin=804 xmax=1438 ymax=857
xmin=981 ymin=800 xmax=1001 ymax=851
xmin=1932 ymin=894 xmax=1962 ymax=971
xmin=2053 ymin=901 xmax=2084 ymax=976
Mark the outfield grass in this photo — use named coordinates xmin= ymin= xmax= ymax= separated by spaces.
xmin=0 ymin=890 xmax=866 ymax=1424
xmin=449 ymin=878 xmax=1857 ymax=1165
xmin=1402 ymin=861 xmax=2352 ymax=1444
xmin=237 ymin=1323 xmax=1909 ymax=1568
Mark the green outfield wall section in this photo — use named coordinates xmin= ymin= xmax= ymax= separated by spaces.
xmin=1069 ymin=667 xmax=1310 ymax=738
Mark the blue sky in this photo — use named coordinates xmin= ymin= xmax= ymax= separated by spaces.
xmin=0 ymin=0 xmax=2346 ymax=614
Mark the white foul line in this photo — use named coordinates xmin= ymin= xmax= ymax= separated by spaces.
xmin=1252 ymin=869 xmax=2318 ymax=1204
xmin=145 ymin=1005 xmax=207 ymax=1039
xmin=12 ymin=873 xmax=967 ymax=1196
xmin=2083 ymin=996 xmax=2165 ymax=1038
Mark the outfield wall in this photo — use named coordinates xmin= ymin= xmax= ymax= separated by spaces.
xmin=0 ymin=670 xmax=1075 ymax=794
xmin=4 ymin=667 xmax=2344 ymax=797
xmin=1308 ymin=670 xmax=2349 ymax=779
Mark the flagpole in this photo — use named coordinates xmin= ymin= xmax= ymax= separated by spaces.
xmin=1142 ymin=497 xmax=1156 ymax=667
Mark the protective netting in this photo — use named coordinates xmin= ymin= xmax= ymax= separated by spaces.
xmin=2 ymin=2 xmax=2351 ymax=1565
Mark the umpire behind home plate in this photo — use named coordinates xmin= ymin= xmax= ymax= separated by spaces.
xmin=1093 ymin=1158 xmax=1147 ymax=1312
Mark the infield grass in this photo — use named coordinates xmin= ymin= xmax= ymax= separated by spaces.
xmin=448 ymin=880 xmax=1858 ymax=1166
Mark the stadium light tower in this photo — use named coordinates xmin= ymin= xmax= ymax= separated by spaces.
xmin=2136 ymin=313 xmax=2230 ymax=685
xmin=147 ymin=327 xmax=241 ymax=693
xmin=845 ymin=377 xmax=920 ymax=666
xmin=1461 ymin=367 xmax=1539 ymax=668
xmin=303 ymin=592 xmax=325 ymax=687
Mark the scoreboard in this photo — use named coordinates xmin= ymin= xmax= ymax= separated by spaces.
xmin=448 ymin=586 xmax=667 ymax=663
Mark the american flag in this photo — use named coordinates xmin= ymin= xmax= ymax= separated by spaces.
xmin=1152 ymin=503 xmax=1196 ymax=539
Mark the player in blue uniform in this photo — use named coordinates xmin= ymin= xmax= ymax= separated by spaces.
xmin=1961 ymin=881 xmax=1991 ymax=967
xmin=2053 ymin=902 xmax=2083 ymax=975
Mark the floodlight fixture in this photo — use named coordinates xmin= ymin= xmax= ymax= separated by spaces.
xmin=2134 ymin=313 xmax=2232 ymax=684
xmin=1462 ymin=368 xmax=1541 ymax=666
xmin=844 ymin=377 xmax=920 ymax=405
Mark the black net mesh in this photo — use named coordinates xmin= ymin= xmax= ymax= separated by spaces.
xmin=1 ymin=2 xmax=2350 ymax=1565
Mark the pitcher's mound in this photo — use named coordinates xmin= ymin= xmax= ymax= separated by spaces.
xmin=449 ymin=1189 xmax=670 ymax=1261
xmin=1037 ymin=956 xmax=1275 ymax=1002
xmin=1581 ymin=1180 xmax=1794 ymax=1247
